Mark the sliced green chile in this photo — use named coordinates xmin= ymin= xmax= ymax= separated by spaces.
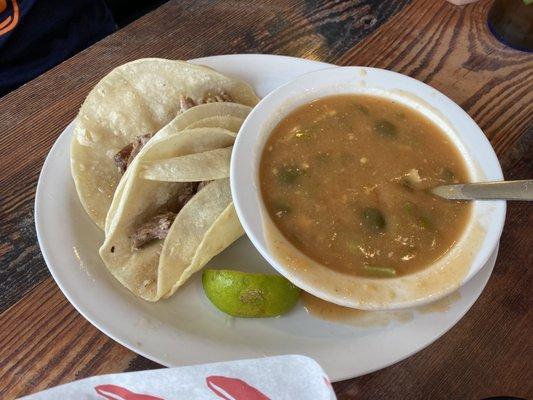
xmin=417 ymin=215 xmax=434 ymax=230
xmin=362 ymin=207 xmax=386 ymax=232
xmin=374 ymin=119 xmax=398 ymax=138
xmin=278 ymin=166 xmax=303 ymax=184
xmin=314 ymin=152 xmax=331 ymax=163
xmin=404 ymin=201 xmax=415 ymax=215
xmin=441 ymin=167 xmax=456 ymax=182
xmin=349 ymin=102 xmax=369 ymax=115
xmin=273 ymin=200 xmax=292 ymax=215
xmin=399 ymin=178 xmax=415 ymax=191
xmin=404 ymin=202 xmax=434 ymax=230
xmin=362 ymin=265 xmax=397 ymax=277
xmin=347 ymin=241 xmax=360 ymax=253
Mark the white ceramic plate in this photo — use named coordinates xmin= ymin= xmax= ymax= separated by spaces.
xmin=35 ymin=54 xmax=498 ymax=381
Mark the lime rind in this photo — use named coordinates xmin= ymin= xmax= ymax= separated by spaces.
xmin=202 ymin=269 xmax=301 ymax=318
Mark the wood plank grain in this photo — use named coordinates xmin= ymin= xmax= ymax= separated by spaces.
xmin=0 ymin=0 xmax=409 ymax=314
xmin=0 ymin=278 xmax=139 ymax=398
xmin=0 ymin=0 xmax=531 ymax=399
xmin=335 ymin=202 xmax=533 ymax=400
xmin=331 ymin=1 xmax=533 ymax=397
xmin=336 ymin=0 xmax=533 ymax=165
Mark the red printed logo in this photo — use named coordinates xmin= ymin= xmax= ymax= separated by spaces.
xmin=206 ymin=376 xmax=270 ymax=400
xmin=95 ymin=385 xmax=164 ymax=400
xmin=94 ymin=375 xmax=271 ymax=399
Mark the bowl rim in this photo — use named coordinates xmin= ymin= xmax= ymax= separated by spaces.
xmin=231 ymin=66 xmax=506 ymax=310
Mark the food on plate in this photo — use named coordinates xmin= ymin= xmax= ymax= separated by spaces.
xmin=100 ymin=120 xmax=246 ymax=301
xmin=71 ymin=58 xmax=259 ymax=229
xmin=202 ymin=269 xmax=301 ymax=317
xmin=104 ymin=102 xmax=252 ymax=236
xmin=260 ymin=94 xmax=472 ymax=278
xmin=140 ymin=147 xmax=232 ymax=182
xmin=67 ymin=57 xmax=260 ymax=301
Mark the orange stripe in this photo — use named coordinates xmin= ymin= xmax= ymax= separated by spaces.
xmin=0 ymin=15 xmax=11 ymax=30
xmin=0 ymin=0 xmax=19 ymax=36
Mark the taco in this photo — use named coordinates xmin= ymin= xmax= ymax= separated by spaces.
xmin=100 ymin=124 xmax=242 ymax=301
xmin=103 ymin=102 xmax=251 ymax=235
xmin=71 ymin=58 xmax=258 ymax=229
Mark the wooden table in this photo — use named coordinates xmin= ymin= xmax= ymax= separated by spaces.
xmin=1 ymin=0 xmax=531 ymax=398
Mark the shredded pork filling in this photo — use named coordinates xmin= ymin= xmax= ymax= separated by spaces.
xmin=113 ymin=90 xmax=232 ymax=249
xmin=113 ymin=91 xmax=233 ymax=174
xmin=130 ymin=211 xmax=177 ymax=249
xmin=129 ymin=181 xmax=213 ymax=249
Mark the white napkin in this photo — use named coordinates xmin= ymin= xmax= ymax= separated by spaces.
xmin=20 ymin=355 xmax=336 ymax=400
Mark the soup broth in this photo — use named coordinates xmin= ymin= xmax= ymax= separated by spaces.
xmin=260 ymin=95 xmax=471 ymax=278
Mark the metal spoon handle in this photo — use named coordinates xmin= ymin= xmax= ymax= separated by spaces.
xmin=432 ymin=180 xmax=533 ymax=201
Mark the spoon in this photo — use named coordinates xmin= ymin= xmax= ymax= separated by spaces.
xmin=431 ymin=180 xmax=533 ymax=201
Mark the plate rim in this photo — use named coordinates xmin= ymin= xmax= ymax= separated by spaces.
xmin=35 ymin=53 xmax=498 ymax=382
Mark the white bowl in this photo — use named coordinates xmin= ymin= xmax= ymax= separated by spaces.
xmin=231 ymin=66 xmax=505 ymax=310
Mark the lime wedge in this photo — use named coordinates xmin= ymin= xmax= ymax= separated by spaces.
xmin=202 ymin=269 xmax=301 ymax=317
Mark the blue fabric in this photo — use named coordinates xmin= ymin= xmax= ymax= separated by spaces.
xmin=0 ymin=0 xmax=116 ymax=96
